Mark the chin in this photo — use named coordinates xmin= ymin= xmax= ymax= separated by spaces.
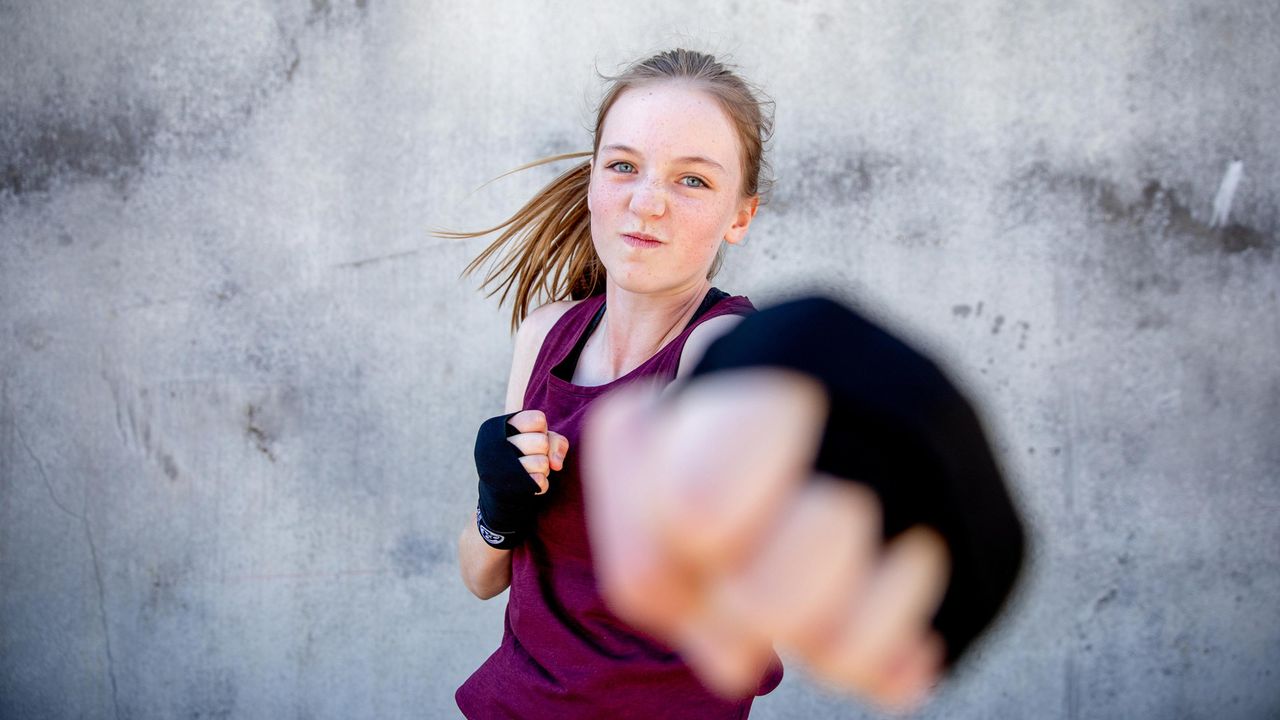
xmin=604 ymin=267 xmax=706 ymax=297
xmin=593 ymin=242 xmax=714 ymax=296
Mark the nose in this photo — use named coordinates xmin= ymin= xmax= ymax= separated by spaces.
xmin=628 ymin=177 xmax=667 ymax=218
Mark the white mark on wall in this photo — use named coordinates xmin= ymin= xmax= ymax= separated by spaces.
xmin=1209 ymin=160 xmax=1244 ymax=228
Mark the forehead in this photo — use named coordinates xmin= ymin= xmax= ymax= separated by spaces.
xmin=599 ymin=82 xmax=741 ymax=170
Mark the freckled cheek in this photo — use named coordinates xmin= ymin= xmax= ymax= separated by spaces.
xmin=670 ymin=198 xmax=728 ymax=248
xmin=588 ymin=183 xmax=627 ymax=215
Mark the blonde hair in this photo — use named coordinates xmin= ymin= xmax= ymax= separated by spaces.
xmin=439 ymin=48 xmax=774 ymax=332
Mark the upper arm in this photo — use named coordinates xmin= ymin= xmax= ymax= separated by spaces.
xmin=673 ymin=314 xmax=746 ymax=383
xmin=503 ymin=300 xmax=580 ymax=413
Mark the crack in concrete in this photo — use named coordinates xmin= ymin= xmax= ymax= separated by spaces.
xmin=333 ymin=248 xmax=422 ymax=269
xmin=84 ymin=516 xmax=123 ymax=720
xmin=15 ymin=423 xmax=81 ymax=523
xmin=103 ymin=369 xmax=128 ymax=448
xmin=109 ymin=293 xmax=201 ymax=315
xmin=14 ymin=423 xmax=123 ymax=720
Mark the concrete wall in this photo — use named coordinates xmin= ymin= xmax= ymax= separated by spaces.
xmin=2 ymin=1 xmax=1276 ymax=718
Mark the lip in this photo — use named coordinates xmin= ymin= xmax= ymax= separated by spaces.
xmin=622 ymin=232 xmax=663 ymax=248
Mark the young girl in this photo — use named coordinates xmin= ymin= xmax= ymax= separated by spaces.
xmin=446 ymin=48 xmax=1016 ymax=719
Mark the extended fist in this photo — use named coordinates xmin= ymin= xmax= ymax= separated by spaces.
xmin=582 ymin=370 xmax=950 ymax=711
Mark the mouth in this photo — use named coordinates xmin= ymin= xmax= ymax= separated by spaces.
xmin=622 ymin=232 xmax=663 ymax=248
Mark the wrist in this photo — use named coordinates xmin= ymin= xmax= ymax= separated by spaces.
xmin=475 ymin=411 xmax=546 ymax=546
xmin=476 ymin=505 xmax=523 ymax=550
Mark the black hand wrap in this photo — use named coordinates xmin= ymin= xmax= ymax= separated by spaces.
xmin=474 ymin=412 xmax=547 ymax=550
xmin=686 ymin=296 xmax=1026 ymax=667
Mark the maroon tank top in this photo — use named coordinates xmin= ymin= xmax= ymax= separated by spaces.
xmin=456 ymin=288 xmax=785 ymax=720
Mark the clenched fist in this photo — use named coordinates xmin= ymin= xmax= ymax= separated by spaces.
xmin=582 ymin=370 xmax=950 ymax=711
xmin=474 ymin=409 xmax=571 ymax=549
xmin=505 ymin=409 xmax=571 ymax=495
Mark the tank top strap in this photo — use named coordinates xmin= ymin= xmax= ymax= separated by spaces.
xmin=524 ymin=294 xmax=608 ymax=403
xmin=523 ymin=288 xmax=756 ymax=406
xmin=646 ymin=290 xmax=756 ymax=379
xmin=563 ymin=288 xmax=754 ymax=381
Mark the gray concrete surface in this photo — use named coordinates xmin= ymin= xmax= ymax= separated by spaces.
xmin=2 ymin=1 xmax=1277 ymax=718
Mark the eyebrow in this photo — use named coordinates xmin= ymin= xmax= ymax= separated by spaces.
xmin=601 ymin=144 xmax=727 ymax=173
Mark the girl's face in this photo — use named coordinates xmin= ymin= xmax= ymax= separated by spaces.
xmin=588 ymin=82 xmax=758 ymax=296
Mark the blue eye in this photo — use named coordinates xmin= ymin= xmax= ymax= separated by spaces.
xmin=682 ymin=176 xmax=708 ymax=189
xmin=608 ymin=161 xmax=635 ymax=173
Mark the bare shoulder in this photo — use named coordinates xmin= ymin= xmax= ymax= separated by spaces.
xmin=515 ymin=299 xmax=584 ymax=355
xmin=504 ymin=299 xmax=586 ymax=413
xmin=676 ymin=313 xmax=746 ymax=380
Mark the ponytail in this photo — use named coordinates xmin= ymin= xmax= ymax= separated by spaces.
xmin=439 ymin=151 xmax=602 ymax=333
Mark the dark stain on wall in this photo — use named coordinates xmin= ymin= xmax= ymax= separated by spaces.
xmin=951 ymin=303 xmax=1032 ymax=353
xmin=955 ymin=301 xmax=985 ymax=318
xmin=159 ymin=452 xmax=181 ymax=482
xmin=769 ymin=149 xmax=905 ymax=215
xmin=1132 ymin=273 xmax=1182 ymax=296
xmin=0 ymin=2 xmax=370 ymax=207
xmin=142 ymin=559 xmax=193 ymax=622
xmin=1007 ymin=162 xmax=1274 ymax=260
xmin=1129 ymin=179 xmax=1268 ymax=256
xmin=13 ymin=319 xmax=52 ymax=352
xmin=390 ymin=532 xmax=449 ymax=578
xmin=0 ymin=109 xmax=160 ymax=198
xmin=1000 ymin=161 xmax=1275 ymax=337
xmin=245 ymin=404 xmax=278 ymax=463
xmin=307 ymin=0 xmax=371 ymax=27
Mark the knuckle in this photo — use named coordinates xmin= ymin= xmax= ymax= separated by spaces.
xmin=520 ymin=454 xmax=550 ymax=474
xmin=811 ymin=638 xmax=876 ymax=690
xmin=548 ymin=433 xmax=566 ymax=458
xmin=507 ymin=432 xmax=552 ymax=457
xmin=510 ymin=409 xmax=547 ymax=433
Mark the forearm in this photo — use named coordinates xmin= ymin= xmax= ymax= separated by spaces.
xmin=458 ymin=510 xmax=513 ymax=599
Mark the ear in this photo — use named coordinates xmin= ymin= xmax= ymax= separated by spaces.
xmin=723 ymin=195 xmax=759 ymax=245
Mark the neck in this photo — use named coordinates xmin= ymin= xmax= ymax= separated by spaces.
xmin=597 ymin=278 xmax=712 ymax=381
